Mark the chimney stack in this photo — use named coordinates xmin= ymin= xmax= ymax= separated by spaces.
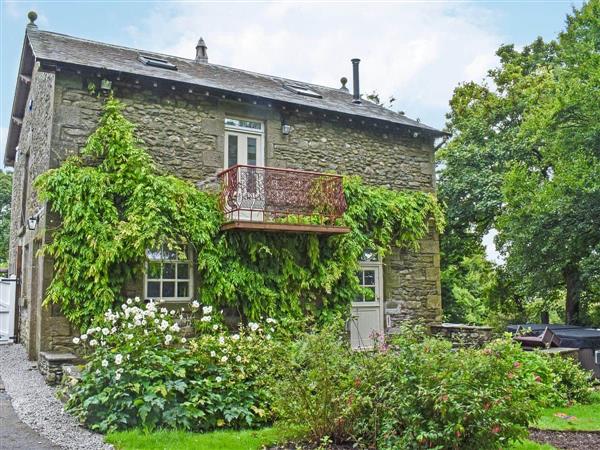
xmin=195 ymin=38 xmax=208 ymax=63
xmin=351 ymin=58 xmax=361 ymax=104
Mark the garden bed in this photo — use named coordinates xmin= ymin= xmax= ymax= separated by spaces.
xmin=529 ymin=430 xmax=600 ymax=450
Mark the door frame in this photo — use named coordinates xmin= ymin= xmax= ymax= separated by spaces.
xmin=351 ymin=258 xmax=385 ymax=349
xmin=223 ymin=117 xmax=265 ymax=169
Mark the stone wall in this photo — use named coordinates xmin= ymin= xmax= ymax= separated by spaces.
xmin=14 ymin=69 xmax=442 ymax=356
xmin=8 ymin=63 xmax=55 ymax=359
xmin=429 ymin=323 xmax=494 ymax=348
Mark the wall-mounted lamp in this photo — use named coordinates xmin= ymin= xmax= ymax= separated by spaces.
xmin=282 ymin=124 xmax=292 ymax=135
xmin=27 ymin=215 xmax=38 ymax=231
xmin=100 ymin=79 xmax=112 ymax=92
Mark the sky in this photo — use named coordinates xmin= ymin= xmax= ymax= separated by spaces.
xmin=0 ymin=0 xmax=585 ymax=259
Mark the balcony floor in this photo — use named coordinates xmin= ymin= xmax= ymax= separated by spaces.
xmin=221 ymin=221 xmax=351 ymax=235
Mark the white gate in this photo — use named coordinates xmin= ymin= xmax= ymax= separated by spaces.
xmin=0 ymin=276 xmax=17 ymax=343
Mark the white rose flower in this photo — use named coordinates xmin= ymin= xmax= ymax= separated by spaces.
xmin=160 ymin=307 xmax=168 ymax=314
xmin=202 ymin=306 xmax=213 ymax=315
xmin=111 ymin=327 xmax=117 ymax=334
xmin=266 ymin=334 xmax=272 ymax=340
xmin=170 ymin=310 xmax=176 ymax=316
xmin=121 ymin=304 xmax=127 ymax=310
xmin=218 ymin=336 xmax=225 ymax=345
xmin=86 ymin=328 xmax=95 ymax=335
xmin=165 ymin=334 xmax=173 ymax=344
xmin=231 ymin=334 xmax=240 ymax=341
xmin=248 ymin=322 xmax=260 ymax=332
xmin=95 ymin=369 xmax=101 ymax=375
xmin=191 ymin=300 xmax=200 ymax=309
xmin=89 ymin=339 xmax=98 ymax=347
xmin=181 ymin=337 xmax=187 ymax=343
xmin=170 ymin=323 xmax=180 ymax=332
xmin=115 ymin=354 xmax=123 ymax=365
xmin=126 ymin=298 xmax=133 ymax=305
xmin=102 ymin=328 xmax=110 ymax=336
xmin=236 ymin=355 xmax=242 ymax=362
xmin=200 ymin=316 xmax=211 ymax=322
xmin=135 ymin=296 xmax=141 ymax=303
xmin=72 ymin=337 xmax=80 ymax=344
xmin=221 ymin=356 xmax=228 ymax=363
xmin=101 ymin=359 xmax=108 ymax=368
xmin=215 ymin=376 xmax=222 ymax=383
xmin=159 ymin=320 xmax=169 ymax=331
xmin=212 ymin=324 xmax=219 ymax=331
xmin=154 ymin=319 xmax=159 ymax=324
xmin=266 ymin=318 xmax=276 ymax=324
xmin=80 ymin=334 xmax=88 ymax=341
xmin=115 ymin=372 xmax=121 ymax=381
xmin=210 ymin=351 xmax=216 ymax=357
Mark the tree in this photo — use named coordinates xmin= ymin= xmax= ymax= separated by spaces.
xmin=439 ymin=0 xmax=600 ymax=325
xmin=0 ymin=171 xmax=12 ymax=265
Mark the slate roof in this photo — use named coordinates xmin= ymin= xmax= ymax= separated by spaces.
xmin=26 ymin=28 xmax=443 ymax=134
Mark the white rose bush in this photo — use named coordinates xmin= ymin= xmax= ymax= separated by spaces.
xmin=65 ymin=298 xmax=281 ymax=432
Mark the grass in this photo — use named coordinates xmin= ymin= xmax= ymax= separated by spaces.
xmin=106 ymin=427 xmax=297 ymax=450
xmin=510 ymin=440 xmax=556 ymax=450
xmin=532 ymin=393 xmax=600 ymax=432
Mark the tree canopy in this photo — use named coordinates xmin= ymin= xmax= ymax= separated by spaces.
xmin=438 ymin=0 xmax=600 ymax=325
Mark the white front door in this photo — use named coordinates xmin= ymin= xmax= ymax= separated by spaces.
xmin=350 ymin=255 xmax=384 ymax=349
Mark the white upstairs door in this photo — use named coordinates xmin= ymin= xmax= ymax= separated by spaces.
xmin=224 ymin=118 xmax=265 ymax=221
xmin=350 ymin=253 xmax=384 ymax=349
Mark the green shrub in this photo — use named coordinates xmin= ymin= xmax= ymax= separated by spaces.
xmin=66 ymin=299 xmax=279 ymax=432
xmin=269 ymin=324 xmax=357 ymax=442
xmin=271 ymin=326 xmax=593 ymax=450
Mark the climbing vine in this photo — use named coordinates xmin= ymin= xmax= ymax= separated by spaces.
xmin=36 ymin=98 xmax=444 ymax=329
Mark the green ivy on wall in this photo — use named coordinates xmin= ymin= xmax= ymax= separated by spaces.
xmin=36 ymin=98 xmax=444 ymax=330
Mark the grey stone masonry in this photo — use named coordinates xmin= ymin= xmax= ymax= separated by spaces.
xmin=38 ymin=351 xmax=79 ymax=385
xmin=429 ymin=323 xmax=494 ymax=348
xmin=9 ymin=67 xmax=442 ymax=359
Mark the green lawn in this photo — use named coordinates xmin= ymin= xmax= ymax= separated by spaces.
xmin=532 ymin=393 xmax=600 ymax=432
xmin=510 ymin=440 xmax=555 ymax=450
xmin=108 ymin=395 xmax=600 ymax=450
xmin=106 ymin=427 xmax=296 ymax=450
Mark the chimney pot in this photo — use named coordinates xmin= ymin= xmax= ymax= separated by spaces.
xmin=195 ymin=38 xmax=208 ymax=63
xmin=351 ymin=58 xmax=361 ymax=104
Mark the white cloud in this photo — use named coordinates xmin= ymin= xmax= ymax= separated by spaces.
xmin=124 ymin=2 xmax=503 ymax=129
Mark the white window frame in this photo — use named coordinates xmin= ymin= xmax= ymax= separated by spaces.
xmin=224 ymin=117 xmax=265 ymax=169
xmin=144 ymin=245 xmax=193 ymax=302
xmin=355 ymin=253 xmax=384 ymax=303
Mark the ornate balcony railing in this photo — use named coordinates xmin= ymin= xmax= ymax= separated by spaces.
xmin=218 ymin=164 xmax=348 ymax=233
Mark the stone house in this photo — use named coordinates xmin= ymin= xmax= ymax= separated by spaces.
xmin=4 ymin=14 xmax=444 ymax=360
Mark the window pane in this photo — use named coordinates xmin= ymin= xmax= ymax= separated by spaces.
xmin=177 ymin=263 xmax=189 ymax=280
xmin=359 ymin=249 xmax=378 ymax=262
xmin=162 ymin=247 xmax=177 ymax=260
xmin=356 ymin=271 xmax=363 ymax=285
xmin=365 ymin=287 xmax=376 ymax=301
xmin=364 ymin=270 xmax=376 ymax=286
xmin=228 ymin=135 xmax=238 ymax=167
xmin=163 ymin=263 xmax=176 ymax=279
xmin=177 ymin=282 xmax=189 ymax=298
xmin=247 ymin=137 xmax=257 ymax=165
xmin=146 ymin=249 xmax=162 ymax=260
xmin=162 ymin=282 xmax=175 ymax=297
xmin=147 ymin=281 xmax=160 ymax=298
xmin=147 ymin=262 xmax=161 ymax=279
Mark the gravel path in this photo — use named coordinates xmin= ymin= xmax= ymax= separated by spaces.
xmin=0 ymin=344 xmax=112 ymax=450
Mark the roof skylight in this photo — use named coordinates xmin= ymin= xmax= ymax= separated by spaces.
xmin=283 ymin=83 xmax=322 ymax=98
xmin=138 ymin=54 xmax=177 ymax=71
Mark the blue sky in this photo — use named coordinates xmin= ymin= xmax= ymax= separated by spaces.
xmin=0 ymin=0 xmax=582 ymax=169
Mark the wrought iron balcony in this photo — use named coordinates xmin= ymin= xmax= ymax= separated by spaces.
xmin=218 ymin=164 xmax=349 ymax=234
